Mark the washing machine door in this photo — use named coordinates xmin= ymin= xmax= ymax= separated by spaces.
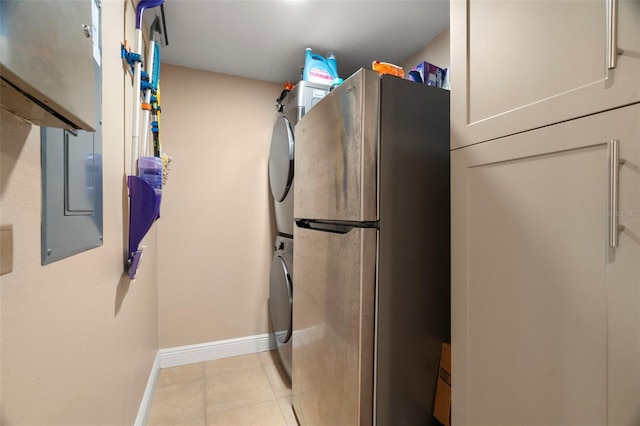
xmin=269 ymin=115 xmax=295 ymax=202
xmin=269 ymin=254 xmax=293 ymax=345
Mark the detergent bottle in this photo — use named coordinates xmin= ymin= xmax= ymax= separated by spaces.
xmin=326 ymin=52 xmax=344 ymax=87
xmin=302 ymin=48 xmax=338 ymax=86
xmin=326 ymin=52 xmax=338 ymax=77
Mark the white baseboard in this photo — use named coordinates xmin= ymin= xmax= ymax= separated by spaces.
xmin=135 ymin=333 xmax=276 ymax=425
xmin=158 ymin=333 xmax=277 ymax=369
xmin=134 ymin=351 xmax=160 ymax=426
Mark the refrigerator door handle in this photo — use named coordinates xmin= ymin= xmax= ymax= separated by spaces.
xmin=296 ymin=220 xmax=363 ymax=234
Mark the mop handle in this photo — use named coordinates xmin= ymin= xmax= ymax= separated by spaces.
xmin=131 ymin=28 xmax=143 ymax=176
xmin=131 ymin=0 xmax=164 ymax=175
xmin=140 ymin=18 xmax=162 ymax=158
xmin=140 ymin=39 xmax=156 ymax=158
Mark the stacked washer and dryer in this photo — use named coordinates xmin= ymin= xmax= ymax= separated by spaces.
xmin=268 ymin=81 xmax=330 ymax=380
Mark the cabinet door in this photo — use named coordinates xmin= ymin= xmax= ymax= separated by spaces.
xmin=451 ymin=104 xmax=640 ymax=425
xmin=607 ymin=106 xmax=640 ymax=425
xmin=451 ymin=0 xmax=640 ymax=149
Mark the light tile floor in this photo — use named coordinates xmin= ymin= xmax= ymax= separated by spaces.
xmin=147 ymin=351 xmax=298 ymax=426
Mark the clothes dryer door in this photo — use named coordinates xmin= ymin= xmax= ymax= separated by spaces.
xmin=269 ymin=115 xmax=295 ymax=202
xmin=269 ymin=254 xmax=293 ymax=345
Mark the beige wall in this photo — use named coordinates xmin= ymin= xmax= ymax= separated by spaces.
xmin=402 ymin=28 xmax=450 ymax=73
xmin=157 ymin=65 xmax=281 ymax=348
xmin=0 ymin=1 xmax=158 ymax=424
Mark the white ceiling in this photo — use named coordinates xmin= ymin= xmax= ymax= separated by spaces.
xmin=156 ymin=0 xmax=450 ymax=84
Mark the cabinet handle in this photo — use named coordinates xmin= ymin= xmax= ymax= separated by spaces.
xmin=609 ymin=139 xmax=626 ymax=247
xmin=607 ymin=0 xmax=622 ymax=69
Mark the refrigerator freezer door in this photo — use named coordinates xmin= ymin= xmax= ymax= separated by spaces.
xmin=294 ymin=69 xmax=380 ymax=223
xmin=292 ymin=224 xmax=377 ymax=426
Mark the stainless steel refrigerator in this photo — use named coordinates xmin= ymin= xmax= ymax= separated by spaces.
xmin=292 ymin=68 xmax=450 ymax=425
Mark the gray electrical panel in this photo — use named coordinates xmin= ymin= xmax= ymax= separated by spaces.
xmin=40 ymin=0 xmax=102 ymax=265
xmin=41 ymin=125 xmax=103 ymax=265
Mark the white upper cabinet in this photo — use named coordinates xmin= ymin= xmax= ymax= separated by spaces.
xmin=451 ymin=0 xmax=640 ymax=149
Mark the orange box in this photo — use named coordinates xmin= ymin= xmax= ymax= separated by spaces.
xmin=434 ymin=343 xmax=451 ymax=426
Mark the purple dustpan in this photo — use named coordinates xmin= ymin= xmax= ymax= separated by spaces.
xmin=128 ymin=175 xmax=161 ymax=279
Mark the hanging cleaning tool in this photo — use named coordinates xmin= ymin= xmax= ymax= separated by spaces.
xmin=150 ymin=33 xmax=163 ymax=157
xmin=127 ymin=0 xmax=164 ymax=280
xmin=131 ymin=0 xmax=164 ymax=176
xmin=151 ymin=88 xmax=162 ymax=157
xmin=160 ymin=152 xmax=172 ymax=186
xmin=140 ymin=17 xmax=163 ymax=160
xmin=148 ymin=42 xmax=162 ymax=158
xmin=152 ymin=86 xmax=170 ymax=182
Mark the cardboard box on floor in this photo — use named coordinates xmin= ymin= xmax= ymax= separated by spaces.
xmin=434 ymin=342 xmax=451 ymax=426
